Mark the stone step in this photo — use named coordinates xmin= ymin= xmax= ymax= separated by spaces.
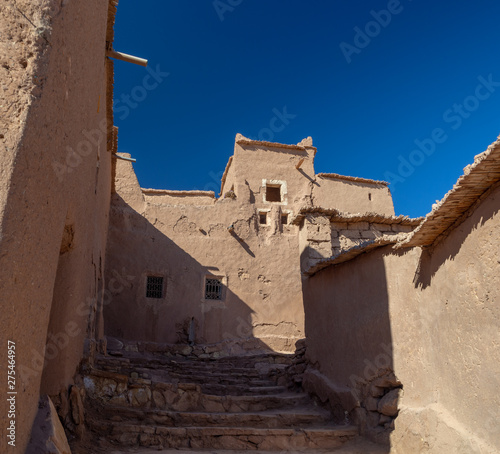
xmin=155 ymin=391 xmax=312 ymax=413
xmin=103 ymin=423 xmax=358 ymax=451
xmin=198 ymin=383 xmax=286 ymax=396
xmin=91 ymin=406 xmax=331 ymax=429
xmin=98 ymin=351 xmax=293 ymax=368
xmin=146 ymin=369 xmax=272 ymax=382
xmin=100 ymin=367 xmax=275 ymax=387
xmin=95 ymin=359 xmax=271 ymax=377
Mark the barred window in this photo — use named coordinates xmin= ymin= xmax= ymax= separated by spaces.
xmin=146 ymin=276 xmax=163 ymax=299
xmin=205 ymin=277 xmax=222 ymax=300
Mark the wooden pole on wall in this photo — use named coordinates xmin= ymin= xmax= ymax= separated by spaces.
xmin=106 ymin=49 xmax=148 ymax=67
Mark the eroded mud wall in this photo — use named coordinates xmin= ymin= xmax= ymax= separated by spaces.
xmin=0 ymin=1 xmax=112 ymax=451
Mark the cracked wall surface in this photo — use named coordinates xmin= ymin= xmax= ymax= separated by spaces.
xmin=104 ymin=136 xmax=396 ymax=353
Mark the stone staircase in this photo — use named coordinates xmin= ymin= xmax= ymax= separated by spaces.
xmin=74 ymin=343 xmax=374 ymax=453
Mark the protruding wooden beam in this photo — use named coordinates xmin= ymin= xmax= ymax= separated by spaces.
xmin=106 ymin=49 xmax=148 ymax=67
xmin=113 ymin=154 xmax=137 ymax=162
xmin=296 ymin=158 xmax=305 ymax=170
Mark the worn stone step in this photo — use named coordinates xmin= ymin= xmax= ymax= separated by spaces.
xmin=91 ymin=406 xmax=330 ymax=429
xmin=95 ymin=359 xmax=270 ymax=377
xmin=105 ymin=423 xmax=358 ymax=450
xmin=199 ymin=383 xmax=286 ymax=396
xmin=161 ymin=371 xmax=273 ymax=384
xmin=110 ymin=366 xmax=273 ymax=384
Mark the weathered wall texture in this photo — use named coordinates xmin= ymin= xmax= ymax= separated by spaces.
xmin=303 ymin=181 xmax=500 ymax=452
xmin=297 ymin=213 xmax=420 ymax=273
xmin=104 ymin=135 xmax=395 ymax=353
xmin=0 ymin=1 xmax=113 ymax=451
xmin=312 ymin=174 xmax=395 ymax=216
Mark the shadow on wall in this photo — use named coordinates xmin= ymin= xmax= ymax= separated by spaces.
xmin=301 ymin=246 xmax=397 ymax=449
xmin=414 ymin=190 xmax=500 ymax=289
xmin=103 ymin=194 xmax=273 ymax=352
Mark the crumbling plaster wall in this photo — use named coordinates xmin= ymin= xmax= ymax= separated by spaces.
xmin=299 ymin=215 xmax=415 ymax=273
xmin=0 ymin=1 xmax=112 ymax=451
xmin=302 ymin=184 xmax=500 ymax=453
xmin=105 ymin=156 xmax=305 ymax=352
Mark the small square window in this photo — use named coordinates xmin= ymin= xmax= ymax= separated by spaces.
xmin=146 ymin=276 xmax=163 ymax=298
xmin=259 ymin=212 xmax=267 ymax=225
xmin=281 ymin=213 xmax=288 ymax=225
xmin=266 ymin=184 xmax=281 ymax=202
xmin=205 ymin=277 xmax=222 ymax=300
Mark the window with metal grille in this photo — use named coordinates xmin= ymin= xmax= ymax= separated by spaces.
xmin=205 ymin=277 xmax=222 ymax=300
xmin=146 ymin=276 xmax=163 ymax=298
xmin=259 ymin=212 xmax=267 ymax=224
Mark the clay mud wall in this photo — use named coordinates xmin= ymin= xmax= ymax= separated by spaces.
xmin=302 ymin=183 xmax=500 ymax=452
xmin=312 ymin=175 xmax=394 ymax=216
xmin=0 ymin=1 xmax=113 ymax=451
xmin=104 ymin=155 xmax=306 ymax=353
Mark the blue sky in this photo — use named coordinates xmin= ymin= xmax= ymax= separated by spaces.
xmin=113 ymin=0 xmax=500 ymax=218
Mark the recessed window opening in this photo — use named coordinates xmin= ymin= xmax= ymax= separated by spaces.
xmin=266 ymin=184 xmax=282 ymax=202
xmin=368 ymin=193 xmax=372 ymax=201
xmin=259 ymin=212 xmax=267 ymax=225
xmin=205 ymin=277 xmax=222 ymax=300
xmin=146 ymin=276 xmax=164 ymax=299
xmin=281 ymin=213 xmax=288 ymax=225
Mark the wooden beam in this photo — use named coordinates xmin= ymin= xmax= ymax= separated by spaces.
xmin=295 ymin=158 xmax=305 ymax=170
xmin=106 ymin=49 xmax=148 ymax=67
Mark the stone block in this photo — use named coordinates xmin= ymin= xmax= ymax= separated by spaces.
xmin=392 ymin=224 xmax=414 ymax=232
xmin=361 ymin=230 xmax=379 ymax=240
xmin=128 ymin=387 xmax=151 ymax=407
xmin=379 ymin=414 xmax=392 ymax=426
xmin=340 ymin=229 xmax=361 ymax=239
xmin=348 ymin=222 xmax=369 ymax=230
xmin=331 ymin=222 xmax=348 ymax=230
xmin=369 ymin=384 xmax=385 ymax=397
xmin=364 ymin=396 xmax=379 ymax=412
xmin=378 ymin=388 xmax=400 ymax=416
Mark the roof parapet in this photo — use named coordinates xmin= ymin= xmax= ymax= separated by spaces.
xmin=395 ymin=135 xmax=500 ymax=249
xmin=291 ymin=206 xmax=424 ymax=227
xmin=142 ymin=189 xmax=216 ymax=198
xmin=316 ymin=173 xmax=389 ymax=186
xmin=235 ymin=133 xmax=317 ymax=153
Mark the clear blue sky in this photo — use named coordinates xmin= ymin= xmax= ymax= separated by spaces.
xmin=112 ymin=0 xmax=500 ymax=218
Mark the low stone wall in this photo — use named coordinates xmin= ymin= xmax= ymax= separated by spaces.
xmin=301 ymin=214 xmax=415 ymax=272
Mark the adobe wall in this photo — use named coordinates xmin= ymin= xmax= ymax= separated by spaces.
xmin=104 ymin=156 xmax=306 ymax=353
xmin=229 ymin=138 xmax=317 ymax=210
xmin=104 ymin=136 xmax=397 ymax=354
xmin=312 ymin=176 xmax=395 ymax=216
xmin=299 ymin=215 xmax=417 ymax=273
xmin=302 ymin=184 xmax=500 ymax=452
xmin=0 ymin=1 xmax=112 ymax=451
